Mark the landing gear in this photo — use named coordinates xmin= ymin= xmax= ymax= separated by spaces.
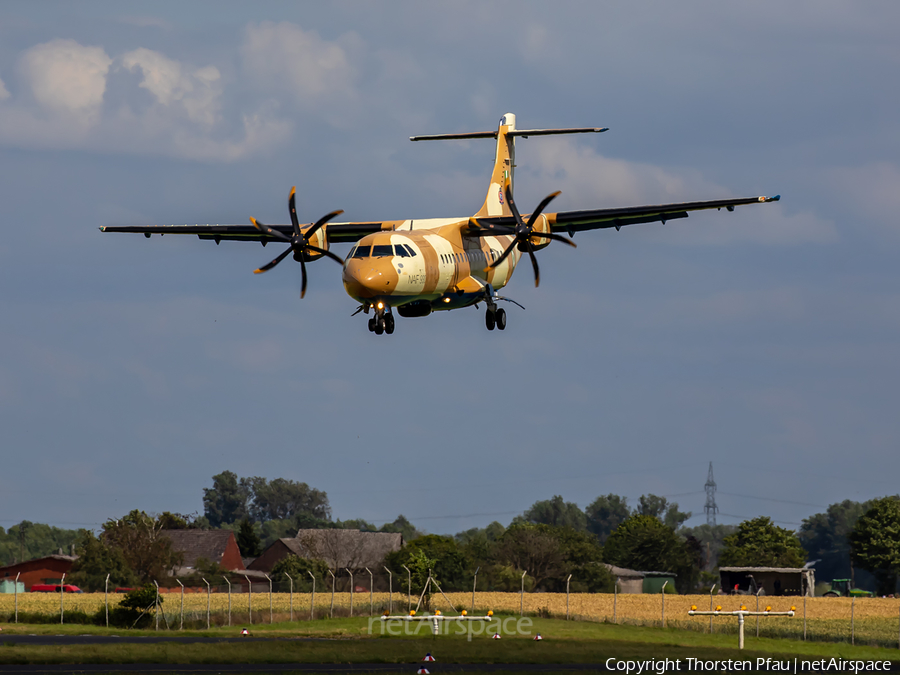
xmin=367 ymin=305 xmax=395 ymax=336
xmin=485 ymin=305 xmax=506 ymax=331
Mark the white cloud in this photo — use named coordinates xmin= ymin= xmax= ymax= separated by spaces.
xmin=120 ymin=48 xmax=222 ymax=126
xmin=19 ymin=39 xmax=111 ymax=117
xmin=0 ymin=39 xmax=290 ymax=161
xmin=519 ymin=138 xmax=836 ymax=245
xmin=241 ymin=21 xmax=358 ymax=110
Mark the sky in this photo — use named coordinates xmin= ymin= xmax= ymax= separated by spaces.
xmin=1 ymin=1 xmax=898 ymax=537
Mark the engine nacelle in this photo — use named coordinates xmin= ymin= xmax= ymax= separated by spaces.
xmin=527 ymin=213 xmax=552 ymax=251
xmin=300 ymin=224 xmax=329 ymax=260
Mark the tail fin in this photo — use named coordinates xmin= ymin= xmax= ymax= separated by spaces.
xmin=474 ymin=113 xmax=517 ymax=218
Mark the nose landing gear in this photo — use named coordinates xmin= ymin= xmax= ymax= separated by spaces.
xmin=367 ymin=305 xmax=395 ymax=335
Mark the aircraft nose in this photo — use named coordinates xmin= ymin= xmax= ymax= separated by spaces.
xmin=343 ymin=258 xmax=396 ymax=299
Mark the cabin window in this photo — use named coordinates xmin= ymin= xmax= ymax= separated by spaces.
xmin=372 ymin=245 xmax=393 ymax=257
xmin=352 ymin=244 xmax=371 ymax=258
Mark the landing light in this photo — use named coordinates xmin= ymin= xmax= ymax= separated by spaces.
xmin=377 ymin=302 xmax=384 ymax=309
xmin=443 ymin=297 xmax=451 ymax=303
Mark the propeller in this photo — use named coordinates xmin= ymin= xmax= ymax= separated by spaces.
xmin=468 ymin=180 xmax=575 ymax=287
xmin=250 ymin=186 xmax=344 ymax=298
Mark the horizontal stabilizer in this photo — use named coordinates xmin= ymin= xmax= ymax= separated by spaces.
xmin=410 ymin=127 xmax=607 ymax=141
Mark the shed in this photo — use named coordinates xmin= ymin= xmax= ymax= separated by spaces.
xmin=719 ymin=566 xmax=814 ymax=597
xmin=0 ymin=579 xmax=25 ymax=594
xmin=642 ymin=572 xmax=677 ymax=594
xmin=0 ymin=555 xmax=76 ymax=591
xmin=604 ymin=564 xmax=644 ymax=594
xmin=250 ymin=531 xmax=403 ymax=574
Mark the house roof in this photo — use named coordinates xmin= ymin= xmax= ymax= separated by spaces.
xmin=0 ymin=554 xmax=76 ymax=574
xmin=161 ymin=530 xmax=239 ymax=569
xmin=604 ymin=564 xmax=644 ymax=579
xmin=290 ymin=530 xmax=402 ymax=569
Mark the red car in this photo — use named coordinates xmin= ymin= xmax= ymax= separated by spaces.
xmin=30 ymin=584 xmax=83 ymax=593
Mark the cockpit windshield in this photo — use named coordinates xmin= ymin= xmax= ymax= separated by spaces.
xmin=351 ymin=243 xmax=417 ymax=258
xmin=371 ymin=245 xmax=393 ymax=257
xmin=351 ymin=244 xmax=371 ymax=258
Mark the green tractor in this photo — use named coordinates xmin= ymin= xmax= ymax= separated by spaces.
xmin=822 ymin=579 xmax=874 ymax=597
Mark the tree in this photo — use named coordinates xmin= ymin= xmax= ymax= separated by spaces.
xmin=493 ymin=523 xmax=566 ymax=591
xmin=680 ymin=523 xmax=737 ymax=571
xmin=636 ymin=494 xmax=692 ymax=530
xmin=585 ymin=495 xmax=630 ymax=543
xmin=236 ymin=518 xmax=262 ymax=558
xmin=270 ymin=554 xmax=330 ymax=592
xmin=203 ymin=471 xmax=250 ymax=527
xmin=520 ymin=496 xmax=587 ymax=531
xmin=0 ymin=520 xmax=80 ymax=566
xmin=380 ymin=515 xmax=421 ymax=541
xmin=800 ymin=500 xmax=874 ymax=587
xmin=719 ymin=517 xmax=806 ymax=568
xmin=385 ymin=535 xmax=468 ymax=592
xmin=102 ymin=510 xmax=184 ymax=584
xmin=68 ymin=530 xmax=136 ymax=592
xmin=604 ymin=515 xmax=696 ymax=592
xmin=552 ymin=527 xmax=614 ymax=593
xmin=849 ymin=496 xmax=900 ymax=596
xmin=248 ymin=477 xmax=331 ymax=523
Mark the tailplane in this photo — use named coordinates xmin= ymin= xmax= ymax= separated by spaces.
xmin=409 ymin=113 xmax=607 ymax=218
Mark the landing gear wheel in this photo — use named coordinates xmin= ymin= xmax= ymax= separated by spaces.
xmin=496 ymin=308 xmax=506 ymax=330
xmin=374 ymin=318 xmax=385 ymax=335
xmin=485 ymin=309 xmax=495 ymax=331
xmin=368 ymin=317 xmax=376 ymax=332
xmin=385 ymin=314 xmax=395 ymax=334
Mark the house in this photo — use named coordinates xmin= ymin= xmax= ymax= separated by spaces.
xmin=249 ymin=530 xmax=403 ymax=574
xmin=161 ymin=530 xmax=245 ymax=575
xmin=0 ymin=555 xmax=76 ymax=591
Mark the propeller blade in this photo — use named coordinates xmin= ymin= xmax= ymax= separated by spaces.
xmin=488 ymin=239 xmax=518 ymax=270
xmin=288 ymin=186 xmax=301 ymax=237
xmin=306 ymin=209 xmax=345 ymax=240
xmin=526 ymin=241 xmax=540 ymax=287
xmin=306 ymin=244 xmax=345 ymax=265
xmin=299 ymin=255 xmax=308 ymax=299
xmin=525 ymin=191 xmax=561 ymax=229
xmin=504 ymin=180 xmax=524 ymax=229
xmin=530 ymin=230 xmax=577 ymax=248
xmin=250 ymin=217 xmax=291 ymax=243
xmin=253 ymin=246 xmax=293 ymax=274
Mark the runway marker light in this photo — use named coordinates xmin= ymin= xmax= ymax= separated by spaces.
xmin=240 ymin=628 xmax=249 ymax=636
xmin=417 ymin=669 xmax=430 ymax=675
xmin=487 ymin=610 xmax=493 ymax=617
xmin=461 ymin=610 xmax=467 ymax=616
xmin=492 ymin=632 xmax=501 ymax=640
xmin=765 ymin=606 xmax=772 ymax=612
xmin=410 ymin=610 xmax=416 ymax=616
xmin=740 ymin=605 xmax=746 ymax=611
xmin=434 ymin=610 xmax=441 ymax=616
xmin=690 ymin=605 xmax=697 ymax=611
xmin=715 ymin=605 xmax=722 ymax=612
xmin=533 ymin=633 xmax=543 ymax=641
xmin=423 ymin=653 xmax=436 ymax=662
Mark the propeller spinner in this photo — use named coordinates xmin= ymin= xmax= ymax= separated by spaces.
xmin=250 ymin=187 xmax=344 ymax=298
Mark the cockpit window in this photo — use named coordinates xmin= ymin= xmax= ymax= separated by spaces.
xmin=352 ymin=244 xmax=371 ymax=258
xmin=403 ymin=244 xmax=417 ymax=257
xmin=394 ymin=244 xmax=412 ymax=258
xmin=372 ymin=244 xmax=393 ymax=257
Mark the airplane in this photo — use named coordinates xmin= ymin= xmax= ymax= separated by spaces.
xmin=101 ymin=113 xmax=779 ymax=335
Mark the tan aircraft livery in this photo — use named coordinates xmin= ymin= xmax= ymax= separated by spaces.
xmin=101 ymin=113 xmax=780 ymax=335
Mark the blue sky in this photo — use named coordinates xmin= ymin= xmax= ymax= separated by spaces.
xmin=1 ymin=1 xmax=898 ymax=535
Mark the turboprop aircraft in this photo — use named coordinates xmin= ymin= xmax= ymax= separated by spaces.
xmin=101 ymin=113 xmax=779 ymax=335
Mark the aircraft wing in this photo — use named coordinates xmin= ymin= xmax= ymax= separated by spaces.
xmin=99 ymin=221 xmax=390 ymax=244
xmin=547 ymin=195 xmax=780 ymax=234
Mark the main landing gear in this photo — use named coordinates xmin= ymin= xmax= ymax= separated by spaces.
xmin=485 ymin=306 xmax=506 ymax=331
xmin=367 ymin=306 xmax=395 ymax=335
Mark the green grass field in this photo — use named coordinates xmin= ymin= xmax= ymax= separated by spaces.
xmin=1 ymin=615 xmax=899 ymax=670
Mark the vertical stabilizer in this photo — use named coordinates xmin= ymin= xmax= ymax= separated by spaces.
xmin=474 ymin=113 xmax=516 ymax=218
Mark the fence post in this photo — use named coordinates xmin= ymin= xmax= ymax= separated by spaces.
xmin=566 ymin=574 xmax=572 ymax=621
xmin=803 ymin=595 xmax=807 ymax=641
xmin=661 ymin=581 xmax=668 ymax=628
xmin=520 ymin=570 xmax=527 ymax=617
xmin=328 ymin=570 xmax=336 ymax=619
xmin=756 ymin=587 xmax=762 ymax=638
xmin=401 ymin=565 xmax=411 ymax=611
xmin=105 ymin=573 xmax=110 ymax=628
xmin=307 ymin=571 xmax=315 ymax=621
xmin=346 ymin=568 xmax=354 ymax=617
xmin=472 ymin=566 xmax=480 ymax=613
xmin=202 ymin=578 xmax=210 ymax=629
xmin=153 ymin=580 xmax=160 ymax=631
xmin=223 ymin=576 xmax=232 ymax=626
xmin=365 ymin=568 xmax=373 ymax=616
xmin=614 ymin=578 xmax=618 ymax=624
xmin=709 ymin=584 xmax=716 ymax=633
xmin=384 ymin=567 xmax=393 ymax=614
xmin=284 ymin=573 xmax=293 ymax=621
xmin=243 ymin=574 xmax=252 ymax=625
xmin=264 ymin=574 xmax=273 ymax=624
xmin=60 ymin=572 xmax=66 ymax=624
xmin=851 ymin=596 xmax=855 ymax=646
xmin=14 ymin=572 xmax=20 ymax=624
xmin=176 ymin=579 xmax=184 ymax=630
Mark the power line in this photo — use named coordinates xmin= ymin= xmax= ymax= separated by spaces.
xmin=718 ymin=491 xmax=825 ymax=509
